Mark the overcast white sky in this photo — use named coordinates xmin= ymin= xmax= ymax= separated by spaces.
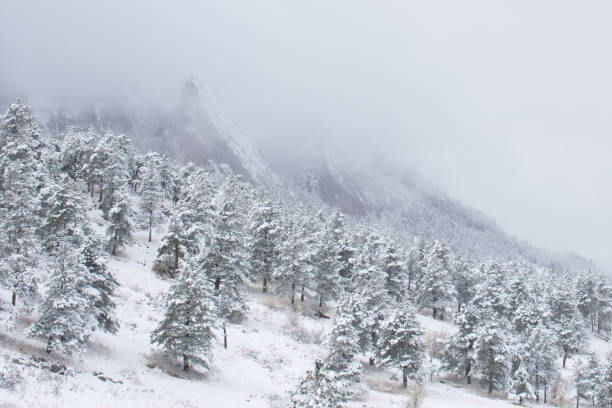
xmin=2 ymin=1 xmax=612 ymax=267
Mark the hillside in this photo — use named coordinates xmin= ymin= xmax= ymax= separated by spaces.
xmin=0 ymin=206 xmax=562 ymax=408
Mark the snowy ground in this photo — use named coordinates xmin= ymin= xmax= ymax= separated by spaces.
xmin=0 ymin=223 xmax=610 ymax=407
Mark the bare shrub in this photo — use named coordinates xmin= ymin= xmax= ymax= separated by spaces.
xmin=405 ymin=382 xmax=425 ymax=408
xmin=549 ymin=376 xmax=571 ymax=408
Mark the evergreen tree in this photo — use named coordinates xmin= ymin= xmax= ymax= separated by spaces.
xmin=510 ymin=357 xmax=534 ymax=405
xmin=526 ymin=324 xmax=558 ymax=403
xmin=575 ymin=354 xmax=603 ymax=408
xmin=442 ymin=302 xmax=479 ymax=384
xmin=198 ymin=179 xmax=248 ymax=323
xmin=151 ymin=260 xmax=217 ymax=371
xmin=451 ymin=256 xmax=478 ymax=314
xmin=291 ymin=360 xmax=347 ymax=408
xmin=375 ymin=305 xmax=425 ymax=388
xmin=248 ymin=197 xmax=281 ymax=293
xmin=325 ymin=306 xmax=364 ymax=398
xmin=38 ymin=175 xmax=86 ymax=252
xmin=139 ymin=153 xmax=162 ymax=242
xmin=312 ymin=212 xmax=343 ymax=308
xmin=576 ymin=270 xmax=598 ymax=332
xmin=98 ymin=132 xmax=131 ymax=217
xmin=381 ymin=242 xmax=406 ymax=303
xmin=27 ymin=245 xmax=95 ymax=354
xmin=0 ymin=100 xmax=48 ymax=308
xmin=416 ymin=240 xmax=455 ymax=320
xmin=595 ymin=275 xmax=612 ymax=334
xmin=106 ymin=189 xmax=133 ymax=256
xmin=472 ymin=319 xmax=511 ymax=395
xmin=82 ymin=237 xmax=119 ymax=333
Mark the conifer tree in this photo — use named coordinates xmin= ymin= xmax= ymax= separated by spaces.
xmin=82 ymin=237 xmax=119 ymax=333
xmin=38 ymin=175 xmax=86 ymax=252
xmin=198 ymin=180 xmax=248 ymax=323
xmin=312 ymin=213 xmax=343 ymax=308
xmin=510 ymin=358 xmax=533 ymax=405
xmin=381 ymin=242 xmax=406 ymax=303
xmin=0 ymin=100 xmax=48 ymax=308
xmin=526 ymin=324 xmax=558 ymax=403
xmin=151 ymin=260 xmax=217 ymax=371
xmin=416 ymin=240 xmax=455 ymax=319
xmin=375 ymin=305 xmax=425 ymax=388
xmin=325 ymin=307 xmax=364 ymax=398
xmin=291 ymin=359 xmax=347 ymax=408
xmin=139 ymin=153 xmax=162 ymax=242
xmin=249 ymin=197 xmax=281 ymax=293
xmin=27 ymin=245 xmax=95 ymax=354
xmin=575 ymin=354 xmax=603 ymax=408
xmin=472 ymin=319 xmax=511 ymax=395
xmin=106 ymin=189 xmax=133 ymax=255
xmin=442 ymin=302 xmax=479 ymax=384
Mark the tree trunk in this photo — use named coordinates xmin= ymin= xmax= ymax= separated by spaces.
xmin=46 ymin=337 xmax=52 ymax=354
xmin=183 ymin=354 xmax=189 ymax=371
xmin=90 ymin=184 xmax=94 ymax=197
xmin=488 ymin=379 xmax=493 ymax=395
xmin=223 ymin=323 xmax=228 ymax=350
xmin=432 ymin=307 xmax=437 ymax=319
xmin=300 ymin=285 xmax=305 ymax=302
xmin=291 ymin=282 xmax=295 ymax=306
xmin=563 ymin=348 xmax=568 ymax=368
xmin=148 ymin=213 xmax=152 ymax=242
xmin=465 ymin=364 xmax=471 ymax=384
xmin=214 ymin=278 xmax=221 ymax=292
xmin=99 ymin=183 xmax=103 ymax=202
xmin=369 ymin=357 xmax=375 ymax=367
xmin=173 ymin=243 xmax=179 ymax=277
xmin=535 ymin=374 xmax=539 ymax=402
xmin=11 ymin=291 xmax=16 ymax=307
xmin=262 ymin=277 xmax=267 ymax=293
xmin=112 ymin=242 xmax=117 ymax=256
xmin=402 ymin=371 xmax=408 ymax=388
xmin=544 ymin=383 xmax=547 ymax=403
xmin=319 ymin=295 xmax=323 ymax=308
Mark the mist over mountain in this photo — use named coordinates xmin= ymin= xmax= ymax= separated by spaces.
xmin=10 ymin=79 xmax=593 ymax=273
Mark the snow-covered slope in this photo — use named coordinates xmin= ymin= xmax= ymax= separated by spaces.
xmin=1 ymin=198 xmax=607 ymax=407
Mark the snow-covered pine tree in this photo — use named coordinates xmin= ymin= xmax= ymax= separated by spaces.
xmin=415 ymin=240 xmax=455 ymax=320
xmin=291 ymin=359 xmax=347 ymax=408
xmin=0 ymin=100 xmax=48 ymax=308
xmin=442 ymin=301 xmax=479 ymax=384
xmin=381 ymin=242 xmax=407 ymax=303
xmin=472 ymin=318 xmax=511 ymax=395
xmin=546 ymin=275 xmax=584 ymax=368
xmin=248 ymin=196 xmax=281 ymax=293
xmin=406 ymin=237 xmax=428 ymax=294
xmin=470 ymin=261 xmax=510 ymax=321
xmin=576 ymin=270 xmax=597 ymax=332
xmin=526 ymin=324 xmax=558 ymax=403
xmin=325 ymin=304 xmax=364 ymax=398
xmin=97 ymin=132 xmax=131 ymax=217
xmin=375 ymin=305 xmax=425 ymax=388
xmin=311 ymin=212 xmax=343 ymax=308
xmin=575 ymin=353 xmax=603 ymax=408
xmin=27 ymin=244 xmax=95 ymax=354
xmin=274 ymin=206 xmax=312 ymax=305
xmin=450 ymin=255 xmax=478 ymax=314
xmin=198 ymin=178 xmax=248 ymax=323
xmin=600 ymin=358 xmax=612 ymax=408
xmin=510 ymin=357 xmax=534 ymax=405
xmin=82 ymin=237 xmax=119 ymax=333
xmin=139 ymin=153 xmax=163 ymax=242
xmin=38 ymin=175 xmax=87 ymax=252
xmin=106 ymin=189 xmax=133 ymax=256
xmin=151 ymin=259 xmax=217 ymax=371
xmin=595 ymin=275 xmax=612 ymax=334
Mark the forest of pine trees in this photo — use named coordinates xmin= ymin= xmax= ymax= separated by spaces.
xmin=1 ymin=99 xmax=611 ymax=407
